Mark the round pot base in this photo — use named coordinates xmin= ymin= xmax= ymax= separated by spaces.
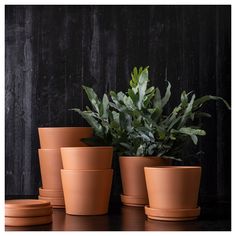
xmin=38 ymin=196 xmax=65 ymax=207
xmin=52 ymin=205 xmax=65 ymax=209
xmin=145 ymin=205 xmax=200 ymax=221
xmin=123 ymin=203 xmax=145 ymax=207
xmin=39 ymin=187 xmax=64 ymax=198
xmin=120 ymin=194 xmax=148 ymax=207
xmin=65 ymin=211 xmax=108 ymax=216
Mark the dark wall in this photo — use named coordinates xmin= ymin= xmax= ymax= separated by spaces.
xmin=5 ymin=5 xmax=231 ymax=203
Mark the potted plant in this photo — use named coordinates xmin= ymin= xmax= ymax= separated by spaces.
xmin=72 ymin=66 xmax=230 ymax=212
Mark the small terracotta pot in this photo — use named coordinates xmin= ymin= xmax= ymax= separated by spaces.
xmin=38 ymin=149 xmax=63 ymax=190
xmin=61 ymin=146 xmax=113 ymax=170
xmin=119 ymin=156 xmax=171 ymax=206
xmin=61 ymin=169 xmax=113 ymax=215
xmin=38 ymin=127 xmax=93 ymax=149
xmin=144 ymin=166 xmax=201 ymax=221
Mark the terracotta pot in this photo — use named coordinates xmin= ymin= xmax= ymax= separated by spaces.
xmin=38 ymin=127 xmax=93 ymax=149
xmin=119 ymin=156 xmax=171 ymax=206
xmin=61 ymin=146 xmax=113 ymax=170
xmin=38 ymin=149 xmax=63 ymax=190
xmin=61 ymin=169 xmax=113 ymax=215
xmin=144 ymin=166 xmax=201 ymax=221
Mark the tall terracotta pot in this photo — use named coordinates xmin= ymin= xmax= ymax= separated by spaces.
xmin=38 ymin=127 xmax=93 ymax=148
xmin=61 ymin=169 xmax=113 ymax=215
xmin=60 ymin=146 xmax=113 ymax=170
xmin=38 ymin=149 xmax=63 ymax=190
xmin=144 ymin=166 xmax=201 ymax=221
xmin=38 ymin=127 xmax=93 ymax=209
xmin=119 ymin=156 xmax=171 ymax=207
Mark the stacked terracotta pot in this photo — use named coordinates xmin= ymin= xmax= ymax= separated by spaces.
xmin=38 ymin=127 xmax=93 ymax=208
xmin=60 ymin=146 xmax=113 ymax=215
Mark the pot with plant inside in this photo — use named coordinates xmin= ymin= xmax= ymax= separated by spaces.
xmin=71 ymin=70 xmax=171 ymax=207
xmin=72 ymin=66 xmax=230 ymax=217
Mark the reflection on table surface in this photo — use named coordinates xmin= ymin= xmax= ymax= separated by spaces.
xmin=5 ymin=203 xmax=231 ymax=231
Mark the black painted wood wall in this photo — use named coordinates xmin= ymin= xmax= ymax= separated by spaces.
xmin=5 ymin=5 xmax=231 ymax=203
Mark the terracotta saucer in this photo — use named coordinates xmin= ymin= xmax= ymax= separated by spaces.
xmin=5 ymin=215 xmax=52 ymax=227
xmin=38 ymin=196 xmax=65 ymax=206
xmin=52 ymin=205 xmax=65 ymax=209
xmin=39 ymin=187 xmax=64 ymax=198
xmin=5 ymin=205 xmax=52 ymax=217
xmin=5 ymin=199 xmax=50 ymax=208
xmin=145 ymin=205 xmax=200 ymax=221
xmin=120 ymin=194 xmax=148 ymax=207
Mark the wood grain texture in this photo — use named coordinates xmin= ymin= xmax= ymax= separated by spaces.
xmin=5 ymin=5 xmax=231 ymax=203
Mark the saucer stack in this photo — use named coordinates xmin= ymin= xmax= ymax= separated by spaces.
xmin=38 ymin=127 xmax=93 ymax=208
xmin=38 ymin=187 xmax=64 ymax=209
xmin=5 ymin=199 xmax=52 ymax=227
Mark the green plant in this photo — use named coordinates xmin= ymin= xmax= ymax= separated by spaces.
xmin=72 ymin=67 xmax=230 ymax=160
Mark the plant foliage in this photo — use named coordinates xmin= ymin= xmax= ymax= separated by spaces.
xmin=71 ymin=67 xmax=230 ymax=160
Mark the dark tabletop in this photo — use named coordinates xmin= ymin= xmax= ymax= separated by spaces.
xmin=5 ymin=200 xmax=230 ymax=231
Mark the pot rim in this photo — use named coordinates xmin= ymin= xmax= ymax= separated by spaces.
xmin=144 ymin=166 xmax=201 ymax=170
xmin=61 ymin=146 xmax=113 ymax=150
xmin=39 ymin=187 xmax=63 ymax=192
xmin=61 ymin=169 xmax=113 ymax=173
xmin=38 ymin=127 xmax=92 ymax=130
xmin=38 ymin=148 xmax=60 ymax=151
xmin=120 ymin=156 xmax=163 ymax=159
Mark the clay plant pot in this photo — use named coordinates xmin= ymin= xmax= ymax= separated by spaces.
xmin=144 ymin=166 xmax=201 ymax=221
xmin=119 ymin=156 xmax=171 ymax=206
xmin=61 ymin=169 xmax=113 ymax=215
xmin=38 ymin=127 xmax=93 ymax=149
xmin=38 ymin=149 xmax=63 ymax=190
xmin=60 ymin=146 xmax=113 ymax=170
